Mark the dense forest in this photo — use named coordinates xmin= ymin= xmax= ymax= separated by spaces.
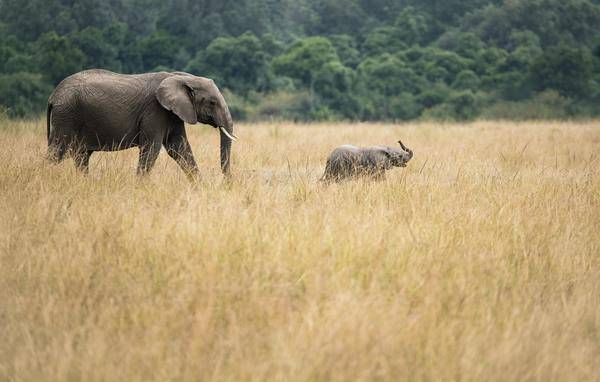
xmin=1 ymin=0 xmax=599 ymax=120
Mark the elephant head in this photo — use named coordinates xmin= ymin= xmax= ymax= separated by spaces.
xmin=157 ymin=74 xmax=236 ymax=175
xmin=386 ymin=140 xmax=413 ymax=167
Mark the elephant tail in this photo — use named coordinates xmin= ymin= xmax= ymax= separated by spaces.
xmin=46 ymin=102 xmax=53 ymax=143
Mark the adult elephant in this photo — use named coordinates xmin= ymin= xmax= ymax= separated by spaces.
xmin=46 ymin=69 xmax=236 ymax=178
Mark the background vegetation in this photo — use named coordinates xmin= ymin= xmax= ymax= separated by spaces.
xmin=1 ymin=0 xmax=599 ymax=120
xmin=1 ymin=119 xmax=598 ymax=380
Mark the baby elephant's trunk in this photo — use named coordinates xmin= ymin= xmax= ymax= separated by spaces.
xmin=398 ymin=140 xmax=413 ymax=159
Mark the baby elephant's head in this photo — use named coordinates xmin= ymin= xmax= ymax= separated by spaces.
xmin=389 ymin=140 xmax=413 ymax=167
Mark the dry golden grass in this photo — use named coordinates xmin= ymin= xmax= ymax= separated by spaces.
xmin=0 ymin=119 xmax=599 ymax=381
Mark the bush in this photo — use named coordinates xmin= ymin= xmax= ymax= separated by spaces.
xmin=421 ymin=90 xmax=481 ymax=121
xmin=0 ymin=72 xmax=52 ymax=118
xmin=416 ymin=83 xmax=452 ymax=108
xmin=479 ymin=90 xmax=576 ymax=120
xmin=247 ymin=91 xmax=313 ymax=121
xmin=452 ymin=70 xmax=480 ymax=90
xmin=35 ymin=32 xmax=85 ymax=85
xmin=449 ymin=91 xmax=479 ymax=120
xmin=389 ymin=93 xmax=423 ymax=120
xmin=530 ymin=46 xmax=594 ymax=98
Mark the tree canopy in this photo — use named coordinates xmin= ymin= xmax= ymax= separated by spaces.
xmin=1 ymin=0 xmax=599 ymax=119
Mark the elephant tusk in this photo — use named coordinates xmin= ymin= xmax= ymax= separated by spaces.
xmin=219 ymin=126 xmax=237 ymax=142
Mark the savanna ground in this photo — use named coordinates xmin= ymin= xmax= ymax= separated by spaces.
xmin=0 ymin=119 xmax=599 ymax=381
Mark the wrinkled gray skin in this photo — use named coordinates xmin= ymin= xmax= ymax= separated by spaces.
xmin=321 ymin=140 xmax=413 ymax=182
xmin=47 ymin=69 xmax=234 ymax=178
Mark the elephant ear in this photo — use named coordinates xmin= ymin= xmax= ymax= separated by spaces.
xmin=381 ymin=147 xmax=394 ymax=159
xmin=156 ymin=76 xmax=197 ymax=124
xmin=379 ymin=147 xmax=396 ymax=168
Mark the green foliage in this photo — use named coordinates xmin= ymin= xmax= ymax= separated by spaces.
xmin=530 ymin=46 xmax=594 ymax=98
xmin=186 ymin=32 xmax=271 ymax=94
xmin=436 ymin=31 xmax=485 ymax=59
xmin=329 ymin=35 xmax=361 ymax=68
xmin=360 ymin=54 xmax=424 ymax=96
xmin=71 ymin=27 xmax=122 ymax=71
xmin=1 ymin=0 xmax=599 ymax=120
xmin=417 ymin=83 xmax=452 ymax=108
xmin=362 ymin=27 xmax=408 ymax=57
xmin=400 ymin=46 xmax=471 ymax=85
xmin=452 ymin=70 xmax=480 ymax=90
xmin=314 ymin=61 xmax=360 ymax=119
xmin=449 ymin=91 xmax=479 ymax=120
xmin=137 ymin=30 xmax=180 ymax=71
xmin=478 ymin=90 xmax=600 ymax=119
xmin=228 ymin=91 xmax=314 ymax=121
xmin=389 ymin=93 xmax=423 ymax=120
xmin=311 ymin=0 xmax=369 ymax=36
xmin=35 ymin=32 xmax=85 ymax=85
xmin=0 ymin=72 xmax=52 ymax=117
xmin=273 ymin=37 xmax=339 ymax=87
xmin=394 ymin=7 xmax=428 ymax=46
xmin=465 ymin=0 xmax=600 ymax=49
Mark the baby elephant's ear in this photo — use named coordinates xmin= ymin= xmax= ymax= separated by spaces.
xmin=381 ymin=147 xmax=395 ymax=158
xmin=156 ymin=76 xmax=197 ymax=124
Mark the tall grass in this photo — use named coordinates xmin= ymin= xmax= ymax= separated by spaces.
xmin=1 ymin=120 xmax=599 ymax=381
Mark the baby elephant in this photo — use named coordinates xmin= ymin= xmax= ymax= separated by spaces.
xmin=321 ymin=140 xmax=413 ymax=182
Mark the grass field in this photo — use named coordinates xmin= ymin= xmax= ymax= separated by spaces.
xmin=0 ymin=119 xmax=599 ymax=381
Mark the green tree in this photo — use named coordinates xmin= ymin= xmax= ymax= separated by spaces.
xmin=314 ymin=61 xmax=359 ymax=118
xmin=394 ymin=7 xmax=428 ymax=46
xmin=477 ymin=30 xmax=541 ymax=100
xmin=272 ymin=36 xmax=365 ymax=116
xmin=0 ymin=0 xmax=58 ymax=41
xmin=0 ymin=72 xmax=52 ymax=117
xmin=186 ymin=32 xmax=270 ymax=94
xmin=311 ymin=0 xmax=369 ymax=37
xmin=273 ymin=37 xmax=339 ymax=87
xmin=260 ymin=34 xmax=285 ymax=58
xmin=35 ymin=32 xmax=85 ymax=85
xmin=359 ymin=54 xmax=425 ymax=96
xmin=452 ymin=70 xmax=480 ymax=90
xmin=401 ymin=47 xmax=471 ymax=85
xmin=329 ymin=35 xmax=361 ymax=68
xmin=473 ymin=47 xmax=508 ymax=78
xmin=465 ymin=0 xmax=600 ymax=49
xmin=530 ymin=46 xmax=594 ymax=98
xmin=71 ymin=27 xmax=121 ymax=71
xmin=388 ymin=92 xmax=423 ymax=120
xmin=417 ymin=82 xmax=452 ymax=108
xmin=362 ymin=27 xmax=407 ymax=57
xmin=436 ymin=31 xmax=485 ymax=59
xmin=448 ymin=90 xmax=479 ymax=120
xmin=1 ymin=0 xmax=599 ymax=120
xmin=0 ymin=45 xmax=17 ymax=73
xmin=357 ymin=54 xmax=426 ymax=119
xmin=137 ymin=30 xmax=179 ymax=71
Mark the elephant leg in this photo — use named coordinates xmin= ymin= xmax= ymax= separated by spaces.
xmin=321 ymin=160 xmax=338 ymax=183
xmin=344 ymin=162 xmax=357 ymax=180
xmin=47 ymin=142 xmax=67 ymax=164
xmin=163 ymin=123 xmax=200 ymax=180
xmin=73 ymin=150 xmax=93 ymax=173
xmin=320 ymin=170 xmax=332 ymax=184
xmin=372 ymin=170 xmax=386 ymax=181
xmin=137 ymin=140 xmax=162 ymax=175
xmin=164 ymin=133 xmax=199 ymax=181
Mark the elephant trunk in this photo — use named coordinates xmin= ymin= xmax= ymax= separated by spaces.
xmin=219 ymin=117 xmax=234 ymax=175
xmin=398 ymin=140 xmax=413 ymax=159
